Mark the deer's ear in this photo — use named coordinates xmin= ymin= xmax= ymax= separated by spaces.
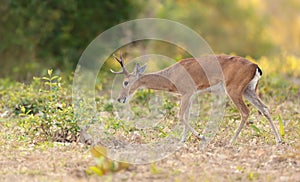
xmin=138 ymin=64 xmax=147 ymax=74
xmin=134 ymin=63 xmax=147 ymax=76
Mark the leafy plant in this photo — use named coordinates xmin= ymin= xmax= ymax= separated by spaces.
xmin=7 ymin=69 xmax=79 ymax=143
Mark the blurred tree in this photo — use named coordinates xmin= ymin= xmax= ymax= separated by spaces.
xmin=1 ymin=0 xmax=298 ymax=80
xmin=262 ymin=0 xmax=300 ymax=56
xmin=141 ymin=0 xmax=275 ymax=58
xmin=0 ymin=0 xmax=141 ymax=80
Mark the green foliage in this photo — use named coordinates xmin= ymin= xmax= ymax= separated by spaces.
xmin=129 ymin=89 xmax=178 ymax=120
xmin=130 ymin=89 xmax=155 ymax=117
xmin=162 ymin=96 xmax=178 ymax=117
xmin=1 ymin=69 xmax=79 ymax=143
xmin=134 ymin=89 xmax=154 ymax=102
xmin=103 ymin=117 xmax=126 ymax=135
xmin=0 ymin=0 xmax=142 ymax=80
xmin=1 ymin=0 xmax=299 ymax=81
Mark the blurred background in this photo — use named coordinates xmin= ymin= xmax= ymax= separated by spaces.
xmin=0 ymin=0 xmax=299 ymax=80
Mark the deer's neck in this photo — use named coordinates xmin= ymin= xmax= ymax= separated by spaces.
xmin=130 ymin=73 xmax=178 ymax=94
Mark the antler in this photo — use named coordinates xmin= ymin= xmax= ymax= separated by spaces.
xmin=110 ymin=53 xmax=129 ymax=75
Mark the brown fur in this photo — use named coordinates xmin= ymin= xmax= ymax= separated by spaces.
xmin=113 ymin=54 xmax=281 ymax=144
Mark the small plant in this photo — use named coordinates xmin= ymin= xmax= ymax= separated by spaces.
xmin=42 ymin=69 xmax=62 ymax=101
xmin=247 ymin=171 xmax=260 ymax=181
xmin=86 ymin=145 xmax=129 ymax=176
xmin=162 ymin=96 xmax=178 ymax=117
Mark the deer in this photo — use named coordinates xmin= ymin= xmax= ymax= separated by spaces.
xmin=110 ymin=53 xmax=282 ymax=144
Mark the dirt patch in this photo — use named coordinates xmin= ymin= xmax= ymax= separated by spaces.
xmin=0 ymin=141 xmax=91 ymax=181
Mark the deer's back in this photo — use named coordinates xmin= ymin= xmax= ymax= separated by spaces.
xmin=171 ymin=55 xmax=259 ymax=91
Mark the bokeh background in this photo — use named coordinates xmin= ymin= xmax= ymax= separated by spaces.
xmin=0 ymin=0 xmax=299 ymax=80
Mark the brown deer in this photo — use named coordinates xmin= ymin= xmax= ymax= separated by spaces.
xmin=110 ymin=54 xmax=282 ymax=144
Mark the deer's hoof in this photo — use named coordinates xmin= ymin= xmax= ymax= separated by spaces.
xmin=197 ymin=134 xmax=206 ymax=141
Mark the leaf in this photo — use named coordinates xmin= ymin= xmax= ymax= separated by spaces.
xmin=278 ymin=115 xmax=285 ymax=136
xmin=250 ymin=124 xmax=261 ymax=135
xmin=159 ymin=129 xmax=168 ymax=137
xmin=50 ymin=75 xmax=59 ymax=81
xmin=20 ymin=106 xmax=26 ymax=113
xmin=25 ymin=109 xmax=32 ymax=115
xmin=87 ymin=166 xmax=103 ymax=176
xmin=42 ymin=77 xmax=50 ymax=81
xmin=33 ymin=77 xmax=40 ymax=81
xmin=48 ymin=69 xmax=53 ymax=76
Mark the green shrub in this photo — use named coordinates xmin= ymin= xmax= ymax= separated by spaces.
xmin=1 ymin=69 xmax=79 ymax=143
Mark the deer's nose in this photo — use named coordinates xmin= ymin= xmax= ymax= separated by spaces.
xmin=117 ymin=97 xmax=127 ymax=103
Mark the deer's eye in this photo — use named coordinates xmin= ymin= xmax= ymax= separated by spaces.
xmin=123 ymin=81 xmax=129 ymax=87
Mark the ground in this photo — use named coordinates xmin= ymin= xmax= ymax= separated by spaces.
xmin=0 ymin=75 xmax=299 ymax=182
xmin=1 ymin=120 xmax=299 ymax=182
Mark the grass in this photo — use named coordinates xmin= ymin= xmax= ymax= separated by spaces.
xmin=0 ymin=56 xmax=299 ymax=181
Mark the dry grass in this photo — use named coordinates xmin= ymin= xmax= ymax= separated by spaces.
xmin=0 ymin=136 xmax=299 ymax=182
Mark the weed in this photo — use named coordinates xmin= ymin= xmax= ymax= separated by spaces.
xmin=247 ymin=171 xmax=260 ymax=181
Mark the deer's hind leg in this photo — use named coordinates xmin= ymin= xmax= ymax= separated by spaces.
xmin=243 ymin=85 xmax=282 ymax=144
xmin=227 ymin=90 xmax=250 ymax=144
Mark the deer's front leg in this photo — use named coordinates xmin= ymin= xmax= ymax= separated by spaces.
xmin=180 ymin=94 xmax=205 ymax=142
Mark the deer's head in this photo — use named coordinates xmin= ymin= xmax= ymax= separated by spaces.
xmin=110 ymin=54 xmax=146 ymax=103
